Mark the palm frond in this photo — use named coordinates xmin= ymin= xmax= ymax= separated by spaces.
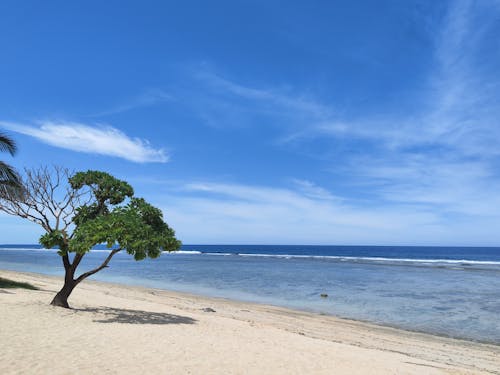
xmin=0 ymin=161 xmax=20 ymax=180
xmin=0 ymin=132 xmax=17 ymax=155
xmin=0 ymin=163 xmax=24 ymax=200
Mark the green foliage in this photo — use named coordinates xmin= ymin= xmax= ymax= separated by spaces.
xmin=0 ymin=277 xmax=38 ymax=290
xmin=71 ymin=171 xmax=134 ymax=225
xmin=39 ymin=230 xmax=72 ymax=256
xmin=46 ymin=170 xmax=181 ymax=259
xmin=40 ymin=230 xmax=65 ymax=249
xmin=70 ymin=197 xmax=181 ymax=260
xmin=70 ymin=170 xmax=133 ymax=204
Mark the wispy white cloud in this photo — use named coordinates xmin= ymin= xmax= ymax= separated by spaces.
xmin=291 ymin=179 xmax=341 ymax=201
xmin=349 ymin=154 xmax=500 ymax=216
xmin=194 ymin=71 xmax=332 ymax=120
xmin=92 ymin=89 xmax=172 ymax=117
xmin=186 ymin=1 xmax=499 ymax=160
xmin=342 ymin=0 xmax=500 ymax=218
xmin=186 ymin=1 xmax=500 ymax=214
xmin=156 ymin=180 xmax=500 ymax=245
xmin=176 ymin=66 xmax=333 ymax=130
xmin=166 ymin=181 xmax=434 ymax=243
xmin=158 ymin=1 xmax=500 ymax=245
xmin=1 ymin=121 xmax=168 ymax=163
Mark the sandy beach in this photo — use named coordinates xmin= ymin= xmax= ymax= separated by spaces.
xmin=0 ymin=270 xmax=499 ymax=374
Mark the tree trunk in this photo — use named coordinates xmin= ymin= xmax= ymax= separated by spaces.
xmin=50 ymin=250 xmax=120 ymax=308
xmin=51 ymin=253 xmax=77 ymax=308
xmin=50 ymin=278 xmax=76 ymax=308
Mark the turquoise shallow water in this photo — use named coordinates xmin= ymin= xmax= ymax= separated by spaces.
xmin=1 ymin=244 xmax=500 ymax=344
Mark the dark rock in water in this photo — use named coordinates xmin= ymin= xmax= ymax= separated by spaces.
xmin=201 ymin=307 xmax=216 ymax=312
xmin=320 ymin=293 xmax=328 ymax=298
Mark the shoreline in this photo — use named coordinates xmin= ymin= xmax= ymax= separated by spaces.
xmin=1 ymin=269 xmax=499 ymax=374
xmin=2 ymin=246 xmax=499 ymax=345
xmin=1 ymin=263 xmax=497 ymax=346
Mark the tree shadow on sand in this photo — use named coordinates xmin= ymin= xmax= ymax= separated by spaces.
xmin=77 ymin=307 xmax=197 ymax=325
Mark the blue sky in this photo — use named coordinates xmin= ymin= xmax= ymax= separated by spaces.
xmin=1 ymin=0 xmax=500 ymax=245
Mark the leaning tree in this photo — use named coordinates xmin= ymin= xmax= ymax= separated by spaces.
xmin=0 ymin=166 xmax=181 ymax=308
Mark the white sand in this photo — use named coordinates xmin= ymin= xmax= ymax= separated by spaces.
xmin=1 ymin=270 xmax=499 ymax=374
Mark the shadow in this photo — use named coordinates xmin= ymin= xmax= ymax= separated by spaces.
xmin=76 ymin=307 xmax=197 ymax=325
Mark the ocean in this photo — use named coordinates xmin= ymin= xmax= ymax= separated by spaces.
xmin=1 ymin=244 xmax=499 ymax=344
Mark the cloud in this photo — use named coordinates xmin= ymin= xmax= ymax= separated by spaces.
xmin=92 ymin=89 xmax=173 ymax=117
xmin=313 ymin=1 xmax=499 ymax=155
xmin=1 ymin=121 xmax=168 ymax=163
xmin=194 ymin=71 xmax=332 ymax=120
xmin=291 ymin=179 xmax=341 ymax=201
xmin=161 ymin=2 xmax=500 ymax=245
xmin=155 ymin=180 xmax=500 ymax=246
xmin=172 ymin=65 xmax=333 ymax=131
xmin=166 ymin=181 xmax=435 ymax=244
xmin=185 ymin=2 xmax=500 ymax=212
xmin=348 ymin=154 xmax=500 ymax=216
xmin=184 ymin=1 xmax=500 ymax=160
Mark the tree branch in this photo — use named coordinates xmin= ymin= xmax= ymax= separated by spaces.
xmin=74 ymin=249 xmax=121 ymax=284
xmin=0 ymin=166 xmax=81 ymax=233
xmin=71 ymin=253 xmax=85 ymax=273
xmin=62 ymin=253 xmax=71 ymax=272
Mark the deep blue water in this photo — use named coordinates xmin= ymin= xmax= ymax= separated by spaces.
xmin=1 ymin=244 xmax=500 ymax=344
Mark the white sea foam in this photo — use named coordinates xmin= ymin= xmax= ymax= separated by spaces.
xmin=204 ymin=252 xmax=233 ymax=256
xmin=2 ymin=247 xmax=499 ymax=266
xmin=224 ymin=253 xmax=500 ymax=266
xmin=0 ymin=248 xmax=56 ymax=252
xmin=168 ymin=250 xmax=202 ymax=255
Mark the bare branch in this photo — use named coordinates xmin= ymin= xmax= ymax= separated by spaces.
xmin=0 ymin=166 xmax=91 ymax=237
